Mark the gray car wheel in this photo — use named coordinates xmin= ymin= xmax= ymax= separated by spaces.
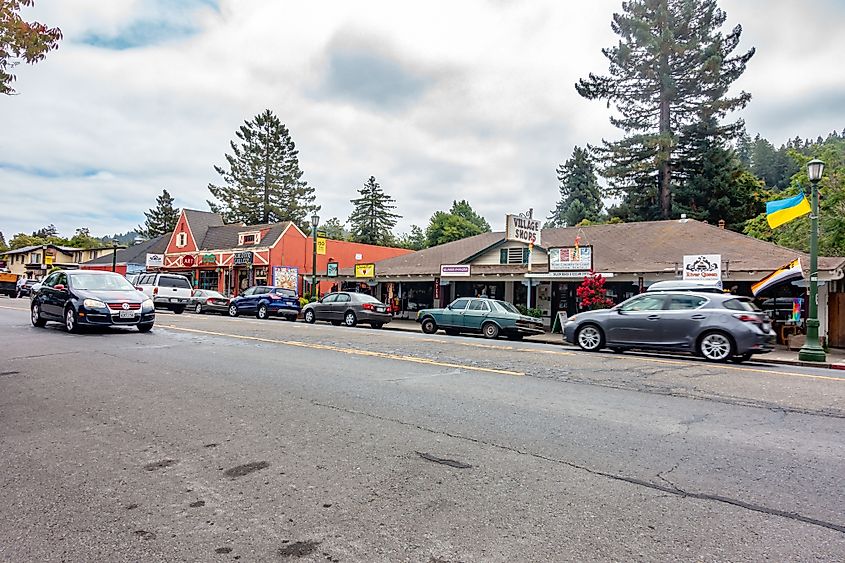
xmin=698 ymin=331 xmax=733 ymax=362
xmin=228 ymin=304 xmax=238 ymax=317
xmin=31 ymin=303 xmax=46 ymax=327
xmin=65 ymin=307 xmax=79 ymax=333
xmin=304 ymin=309 xmax=316 ymax=324
xmin=576 ymin=324 xmax=603 ymax=351
xmin=195 ymin=303 xmax=203 ymax=314
xmin=482 ymin=322 xmax=499 ymax=339
xmin=344 ymin=311 xmax=357 ymax=327
xmin=257 ymin=304 xmax=268 ymax=320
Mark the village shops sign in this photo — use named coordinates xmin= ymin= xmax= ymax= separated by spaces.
xmin=506 ymin=214 xmax=541 ymax=245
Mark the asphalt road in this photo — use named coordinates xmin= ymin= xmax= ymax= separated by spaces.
xmin=1 ymin=301 xmax=844 ymax=562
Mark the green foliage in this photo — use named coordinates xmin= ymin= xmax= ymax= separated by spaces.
xmin=546 ymin=146 xmax=602 ymax=227
xmin=7 ymin=227 xmax=107 ymax=250
xmin=0 ymin=231 xmax=7 ymax=252
xmin=577 ymin=0 xmax=754 ymax=219
xmin=449 ymin=200 xmax=490 ymax=231
xmin=0 ymin=1 xmax=62 ymax=95
xmin=320 ymin=217 xmax=348 ymax=241
xmin=515 ymin=305 xmax=543 ymax=318
xmin=749 ymin=134 xmax=799 ymax=190
xmin=425 ymin=200 xmax=490 ymax=247
xmin=68 ymin=228 xmax=105 ymax=249
xmin=208 ymin=109 xmax=317 ymax=226
xmin=348 ymin=176 xmax=401 ymax=245
xmin=138 ymin=189 xmax=180 ymax=238
xmin=397 ymin=225 xmax=427 ymax=250
xmin=9 ymin=233 xmax=43 ymax=249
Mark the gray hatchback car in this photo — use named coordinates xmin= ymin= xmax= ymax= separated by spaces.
xmin=302 ymin=292 xmax=392 ymax=328
xmin=563 ymin=291 xmax=775 ymax=362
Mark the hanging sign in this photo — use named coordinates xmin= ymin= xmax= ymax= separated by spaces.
xmin=683 ymin=254 xmax=721 ymax=282
xmin=549 ymin=246 xmax=592 ymax=271
xmin=145 ymin=253 xmax=164 ymax=267
xmin=355 ymin=263 xmax=375 ymax=278
xmin=182 ymin=255 xmax=196 ymax=267
xmin=233 ymin=251 xmax=253 ymax=265
xmin=326 ymin=261 xmax=339 ymax=277
xmin=440 ymin=264 xmax=471 ymax=277
xmin=505 ymin=214 xmax=541 ymax=245
xmin=434 ymin=277 xmax=441 ymax=300
xmin=316 ymin=235 xmax=327 ymax=255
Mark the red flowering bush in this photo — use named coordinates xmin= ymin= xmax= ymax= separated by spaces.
xmin=576 ymin=271 xmax=615 ymax=310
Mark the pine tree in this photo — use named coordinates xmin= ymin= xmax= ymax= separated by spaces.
xmin=546 ymin=146 xmax=603 ymax=227
xmin=576 ymin=0 xmax=754 ymax=219
xmin=208 ymin=109 xmax=317 ymax=226
xmin=0 ymin=231 xmax=7 ymax=252
xmin=138 ymin=189 xmax=180 ymax=238
xmin=321 ymin=218 xmax=348 ymax=240
xmin=32 ymin=224 xmax=58 ymax=238
xmin=348 ymin=176 xmax=401 ymax=245
xmin=449 ymin=200 xmax=490 ymax=231
xmin=397 ymin=225 xmax=427 ymax=250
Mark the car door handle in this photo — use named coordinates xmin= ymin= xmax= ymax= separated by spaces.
xmin=691 ymin=314 xmax=706 ymax=320
xmin=647 ymin=314 xmax=660 ymax=320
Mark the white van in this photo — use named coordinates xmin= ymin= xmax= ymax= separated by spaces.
xmin=135 ymin=273 xmax=193 ymax=313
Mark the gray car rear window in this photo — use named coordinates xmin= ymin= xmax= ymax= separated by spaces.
xmin=723 ymin=298 xmax=761 ymax=311
xmin=159 ymin=276 xmax=191 ymax=289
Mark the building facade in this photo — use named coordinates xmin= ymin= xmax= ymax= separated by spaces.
xmin=2 ymin=244 xmax=118 ymax=279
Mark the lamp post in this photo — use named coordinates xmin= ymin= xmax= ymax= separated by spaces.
xmin=111 ymin=238 xmax=119 ymax=273
xmin=311 ymin=213 xmax=320 ymax=300
xmin=798 ymin=159 xmax=826 ymax=362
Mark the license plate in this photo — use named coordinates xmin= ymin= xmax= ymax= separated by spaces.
xmin=376 ymin=306 xmax=386 ymax=313
xmin=170 ymin=298 xmax=179 ymax=302
xmin=119 ymin=310 xmax=136 ymax=319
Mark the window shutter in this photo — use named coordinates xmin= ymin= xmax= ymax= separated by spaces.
xmin=500 ymin=249 xmax=508 ymax=264
xmin=523 ymin=248 xmax=530 ymax=264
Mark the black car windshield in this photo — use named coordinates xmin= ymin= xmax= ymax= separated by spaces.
xmin=352 ymin=294 xmax=380 ymax=303
xmin=492 ymin=300 xmax=520 ymax=314
xmin=71 ymin=273 xmax=136 ymax=291
xmin=271 ymin=288 xmax=296 ymax=298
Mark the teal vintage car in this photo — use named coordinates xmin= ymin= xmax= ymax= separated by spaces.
xmin=416 ymin=297 xmax=544 ymax=340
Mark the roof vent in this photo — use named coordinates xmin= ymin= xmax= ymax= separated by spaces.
xmin=679 ymin=213 xmax=688 ymax=223
xmin=718 ymin=219 xmax=726 ymax=229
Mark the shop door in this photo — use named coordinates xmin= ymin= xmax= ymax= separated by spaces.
xmin=828 ymin=292 xmax=845 ymax=348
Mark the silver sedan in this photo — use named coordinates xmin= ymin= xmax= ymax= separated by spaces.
xmin=302 ymin=292 xmax=392 ymax=328
xmin=563 ymin=291 xmax=775 ymax=362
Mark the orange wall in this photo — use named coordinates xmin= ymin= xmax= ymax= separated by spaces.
xmin=302 ymin=239 xmax=412 ymax=274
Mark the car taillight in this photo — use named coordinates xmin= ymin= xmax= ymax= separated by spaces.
xmin=733 ymin=313 xmax=761 ymax=323
xmin=268 ymin=293 xmax=282 ymax=300
xmin=206 ymin=298 xmax=212 ymax=304
xmin=362 ymin=303 xmax=375 ymax=311
xmin=153 ymin=287 xmax=158 ymax=295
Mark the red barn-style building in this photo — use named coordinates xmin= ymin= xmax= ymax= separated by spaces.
xmin=160 ymin=209 xmax=411 ymax=296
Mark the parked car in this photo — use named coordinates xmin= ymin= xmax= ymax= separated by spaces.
xmin=0 ymin=271 xmax=19 ymax=297
xmin=190 ymin=289 xmax=230 ymax=314
xmin=302 ymin=292 xmax=392 ymax=328
xmin=228 ymin=286 xmax=300 ymax=320
xmin=30 ymin=269 xmax=154 ymax=333
xmin=15 ymin=278 xmax=40 ymax=298
xmin=416 ymin=297 xmax=544 ymax=340
xmin=135 ymin=272 xmax=193 ymax=314
xmin=646 ymin=280 xmax=724 ymax=293
xmin=563 ymin=291 xmax=775 ymax=362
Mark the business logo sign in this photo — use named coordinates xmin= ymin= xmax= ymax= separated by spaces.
xmin=182 ymin=255 xmax=196 ymax=268
xmin=683 ymin=254 xmax=721 ymax=281
xmin=440 ymin=264 xmax=471 ymax=277
xmin=272 ymin=266 xmax=299 ymax=291
xmin=200 ymin=253 xmax=217 ymax=265
xmin=505 ymin=214 xmax=542 ymax=245
xmin=355 ymin=263 xmax=375 ymax=278
xmin=549 ymin=246 xmax=592 ymax=271
xmin=326 ymin=261 xmax=339 ymax=278
xmin=145 ymin=253 xmax=164 ymax=267
xmin=233 ymin=251 xmax=253 ymax=265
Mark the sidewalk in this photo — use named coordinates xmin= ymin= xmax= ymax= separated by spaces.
xmin=384 ymin=318 xmax=845 ymax=370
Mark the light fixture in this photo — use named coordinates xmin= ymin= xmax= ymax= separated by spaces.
xmin=311 ymin=213 xmax=320 ymax=229
xmin=807 ymin=159 xmax=825 ymax=182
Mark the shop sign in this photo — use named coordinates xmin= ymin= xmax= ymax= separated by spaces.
xmin=434 ymin=277 xmax=440 ymax=300
xmin=326 ymin=261 xmax=339 ymax=277
xmin=272 ymin=266 xmax=299 ymax=291
xmin=355 ymin=263 xmax=375 ymax=278
xmin=683 ymin=254 xmax=721 ymax=282
xmin=440 ymin=264 xmax=471 ymax=277
xmin=200 ymin=253 xmax=217 ymax=265
xmin=316 ymin=235 xmax=327 ymax=255
xmin=44 ymin=253 xmax=54 ymax=266
xmin=505 ymin=214 xmax=541 ymax=245
xmin=549 ymin=246 xmax=593 ymax=271
xmin=233 ymin=251 xmax=253 ymax=265
xmin=145 ymin=253 xmax=164 ymax=267
xmin=182 ymin=255 xmax=196 ymax=267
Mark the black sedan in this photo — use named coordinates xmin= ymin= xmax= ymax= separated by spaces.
xmin=189 ymin=289 xmax=230 ymax=314
xmin=302 ymin=292 xmax=392 ymax=328
xmin=31 ymin=270 xmax=155 ymax=333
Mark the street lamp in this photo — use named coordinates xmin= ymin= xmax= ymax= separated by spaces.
xmin=799 ymin=158 xmax=826 ymax=362
xmin=111 ymin=238 xmax=119 ymax=273
xmin=311 ymin=213 xmax=320 ymax=300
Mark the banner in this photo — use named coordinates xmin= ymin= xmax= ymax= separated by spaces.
xmin=683 ymin=254 xmax=721 ymax=282
xmin=145 ymin=253 xmax=164 ymax=267
xmin=316 ymin=236 xmax=326 ymax=255
xmin=355 ymin=263 xmax=375 ymax=278
xmin=549 ymin=246 xmax=592 ymax=271
xmin=505 ymin=214 xmax=541 ymax=245
xmin=440 ymin=264 xmax=471 ymax=277
xmin=272 ymin=266 xmax=299 ymax=292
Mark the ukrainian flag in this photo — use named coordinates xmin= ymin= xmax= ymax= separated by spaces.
xmin=766 ymin=193 xmax=811 ymax=228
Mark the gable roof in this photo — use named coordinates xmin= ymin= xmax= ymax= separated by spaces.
xmin=200 ymin=222 xmax=291 ymax=250
xmin=84 ymin=234 xmax=170 ymax=265
xmin=371 ymin=231 xmax=505 ymax=276
xmin=183 ymin=209 xmax=225 ymax=248
xmin=3 ymin=244 xmax=82 ymax=256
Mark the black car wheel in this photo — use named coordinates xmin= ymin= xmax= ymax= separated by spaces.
xmin=65 ymin=307 xmax=80 ymax=333
xmin=304 ymin=309 xmax=316 ymax=324
xmin=344 ymin=311 xmax=357 ymax=327
xmin=194 ymin=303 xmax=203 ymax=314
xmin=172 ymin=306 xmax=185 ymax=315
xmin=482 ymin=322 xmax=499 ymax=340
xmin=138 ymin=323 xmax=153 ymax=333
xmin=257 ymin=304 xmax=268 ymax=320
xmin=421 ymin=317 xmax=437 ymax=334
xmin=575 ymin=324 xmax=604 ymax=351
xmin=228 ymin=304 xmax=239 ymax=317
xmin=31 ymin=303 xmax=46 ymax=327
xmin=698 ymin=331 xmax=733 ymax=362
xmin=730 ymin=352 xmax=753 ymax=363
xmin=370 ymin=322 xmax=383 ymax=329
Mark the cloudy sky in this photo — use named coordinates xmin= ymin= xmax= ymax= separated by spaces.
xmin=1 ymin=0 xmax=843 ymax=239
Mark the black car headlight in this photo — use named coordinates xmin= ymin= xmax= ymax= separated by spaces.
xmin=83 ymin=298 xmax=107 ymax=310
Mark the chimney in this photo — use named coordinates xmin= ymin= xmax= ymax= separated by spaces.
xmin=718 ymin=219 xmax=726 ymax=229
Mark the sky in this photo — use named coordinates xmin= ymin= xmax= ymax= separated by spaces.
xmin=1 ymin=0 xmax=844 ymax=240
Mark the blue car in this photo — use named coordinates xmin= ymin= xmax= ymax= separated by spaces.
xmin=227 ymin=285 xmax=300 ymax=321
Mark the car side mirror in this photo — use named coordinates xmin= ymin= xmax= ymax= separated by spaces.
xmin=54 ymin=284 xmax=66 ymax=291
xmin=135 ymin=286 xmax=144 ymax=291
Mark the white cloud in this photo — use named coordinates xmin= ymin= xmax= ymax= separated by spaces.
xmin=1 ymin=0 xmax=843 ymax=239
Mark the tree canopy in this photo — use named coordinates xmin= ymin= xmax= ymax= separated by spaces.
xmin=137 ymin=189 xmax=179 ymax=238
xmin=0 ymin=1 xmax=61 ymax=95
xmin=425 ymin=200 xmax=490 ymax=247
xmin=546 ymin=146 xmax=602 ymax=227
xmin=348 ymin=176 xmax=401 ymax=245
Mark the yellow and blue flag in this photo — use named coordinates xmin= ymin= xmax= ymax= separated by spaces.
xmin=766 ymin=193 xmax=811 ymax=228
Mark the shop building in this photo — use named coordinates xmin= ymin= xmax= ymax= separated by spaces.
xmin=82 ymin=235 xmax=170 ymax=276
xmin=3 ymin=244 xmax=119 ymax=280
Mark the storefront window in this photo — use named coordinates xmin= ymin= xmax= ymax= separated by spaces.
xmin=198 ymin=270 xmax=218 ymax=290
xmin=255 ymin=267 xmax=268 ymax=285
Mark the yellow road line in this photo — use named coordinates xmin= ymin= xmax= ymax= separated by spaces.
xmin=420 ymin=337 xmax=576 ymax=356
xmin=158 ymin=324 xmax=524 ymax=377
